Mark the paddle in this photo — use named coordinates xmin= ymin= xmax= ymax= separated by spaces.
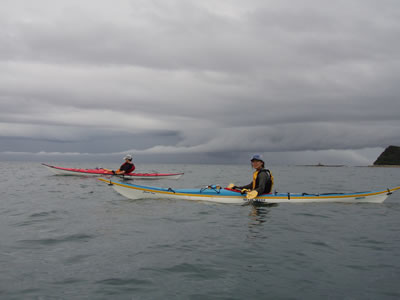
xmin=227 ymin=183 xmax=258 ymax=199
xmin=101 ymin=168 xmax=118 ymax=175
xmin=103 ymin=167 xmax=133 ymax=175
xmin=246 ymin=190 xmax=258 ymax=199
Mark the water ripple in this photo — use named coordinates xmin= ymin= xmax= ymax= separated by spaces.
xmin=18 ymin=233 xmax=95 ymax=246
xmin=97 ymin=278 xmax=152 ymax=286
xmin=153 ymin=262 xmax=226 ymax=279
xmin=63 ymin=254 xmax=93 ymax=264
xmin=13 ymin=210 xmax=66 ymax=227
xmin=95 ymin=277 xmax=153 ymax=295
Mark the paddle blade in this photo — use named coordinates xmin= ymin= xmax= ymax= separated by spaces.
xmin=246 ymin=190 xmax=258 ymax=199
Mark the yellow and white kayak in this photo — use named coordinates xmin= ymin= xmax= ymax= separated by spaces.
xmin=98 ymin=178 xmax=400 ymax=204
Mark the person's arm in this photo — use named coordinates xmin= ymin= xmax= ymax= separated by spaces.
xmin=236 ymin=182 xmax=253 ymax=190
xmin=115 ymin=163 xmax=128 ymax=174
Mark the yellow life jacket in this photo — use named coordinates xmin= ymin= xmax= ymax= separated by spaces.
xmin=252 ymin=169 xmax=274 ymax=193
xmin=252 ymin=170 xmax=259 ymax=190
xmin=269 ymin=171 xmax=274 ymax=192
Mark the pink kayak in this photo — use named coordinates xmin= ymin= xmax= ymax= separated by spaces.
xmin=42 ymin=163 xmax=184 ymax=180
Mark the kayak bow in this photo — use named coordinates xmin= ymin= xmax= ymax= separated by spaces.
xmin=98 ymin=178 xmax=400 ymax=204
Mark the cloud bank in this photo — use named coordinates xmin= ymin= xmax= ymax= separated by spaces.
xmin=1 ymin=0 xmax=400 ymax=164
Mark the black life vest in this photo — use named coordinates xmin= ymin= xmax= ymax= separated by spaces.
xmin=119 ymin=162 xmax=135 ymax=173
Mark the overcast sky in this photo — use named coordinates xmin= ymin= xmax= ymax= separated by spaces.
xmin=1 ymin=0 xmax=399 ymax=165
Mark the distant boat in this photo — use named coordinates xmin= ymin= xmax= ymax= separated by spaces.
xmin=296 ymin=163 xmax=345 ymax=167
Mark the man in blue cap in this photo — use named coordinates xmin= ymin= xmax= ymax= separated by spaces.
xmin=228 ymin=154 xmax=273 ymax=199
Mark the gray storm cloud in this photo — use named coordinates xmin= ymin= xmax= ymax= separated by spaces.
xmin=1 ymin=0 xmax=400 ymax=164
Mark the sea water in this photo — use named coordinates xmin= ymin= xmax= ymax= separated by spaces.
xmin=0 ymin=161 xmax=399 ymax=299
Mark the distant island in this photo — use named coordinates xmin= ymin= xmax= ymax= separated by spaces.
xmin=373 ymin=145 xmax=400 ymax=166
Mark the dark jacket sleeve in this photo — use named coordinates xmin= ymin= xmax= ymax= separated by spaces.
xmin=236 ymin=182 xmax=253 ymax=190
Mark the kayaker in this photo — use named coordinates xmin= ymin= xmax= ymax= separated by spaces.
xmin=112 ymin=154 xmax=135 ymax=175
xmin=227 ymin=154 xmax=273 ymax=199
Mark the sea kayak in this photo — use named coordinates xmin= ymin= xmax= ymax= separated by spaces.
xmin=42 ymin=163 xmax=184 ymax=180
xmin=98 ymin=178 xmax=400 ymax=204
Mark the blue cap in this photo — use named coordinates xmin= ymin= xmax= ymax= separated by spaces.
xmin=251 ymin=154 xmax=264 ymax=162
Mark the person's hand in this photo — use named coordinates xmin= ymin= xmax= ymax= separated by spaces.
xmin=240 ymin=188 xmax=249 ymax=194
xmin=246 ymin=190 xmax=258 ymax=199
xmin=227 ymin=183 xmax=236 ymax=189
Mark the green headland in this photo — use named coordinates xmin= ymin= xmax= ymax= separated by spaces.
xmin=373 ymin=145 xmax=400 ymax=166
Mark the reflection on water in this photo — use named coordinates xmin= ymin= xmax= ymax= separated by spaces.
xmin=246 ymin=204 xmax=277 ymax=239
xmin=248 ymin=203 xmax=278 ymax=225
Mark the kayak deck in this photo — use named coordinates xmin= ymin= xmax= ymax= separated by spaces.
xmin=98 ymin=178 xmax=400 ymax=204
